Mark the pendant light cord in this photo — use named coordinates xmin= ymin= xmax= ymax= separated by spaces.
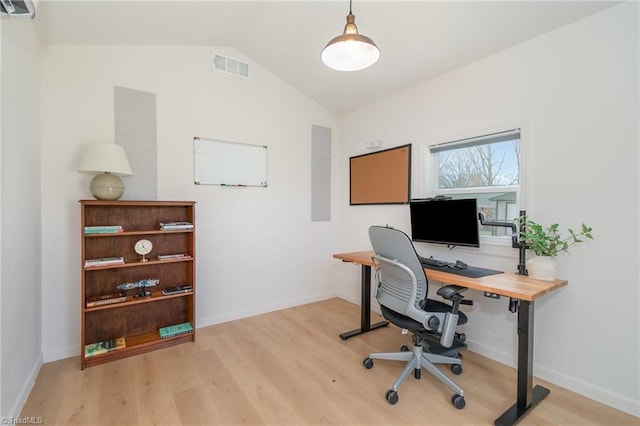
xmin=349 ymin=0 xmax=353 ymax=14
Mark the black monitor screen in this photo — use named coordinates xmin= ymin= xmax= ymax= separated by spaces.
xmin=409 ymin=198 xmax=480 ymax=247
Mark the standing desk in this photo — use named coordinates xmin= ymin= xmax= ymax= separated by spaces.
xmin=333 ymin=250 xmax=568 ymax=426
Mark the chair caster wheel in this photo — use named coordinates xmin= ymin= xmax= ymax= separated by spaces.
xmin=451 ymin=364 xmax=463 ymax=375
xmin=363 ymin=357 xmax=374 ymax=369
xmin=385 ymin=389 xmax=399 ymax=405
xmin=451 ymin=394 xmax=465 ymax=409
xmin=400 ymin=345 xmax=409 ymax=352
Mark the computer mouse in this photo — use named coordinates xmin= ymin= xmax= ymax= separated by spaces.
xmin=455 ymin=260 xmax=468 ymax=269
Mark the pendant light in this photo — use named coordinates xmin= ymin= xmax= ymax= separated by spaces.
xmin=321 ymin=0 xmax=380 ymax=72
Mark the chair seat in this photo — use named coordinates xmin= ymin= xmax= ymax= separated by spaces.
xmin=423 ymin=299 xmax=468 ymax=325
xmin=381 ymin=300 xmax=467 ymax=333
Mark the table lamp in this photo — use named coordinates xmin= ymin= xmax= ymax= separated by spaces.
xmin=78 ymin=142 xmax=133 ymax=200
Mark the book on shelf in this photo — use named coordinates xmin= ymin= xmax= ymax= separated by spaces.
xmin=159 ymin=322 xmax=193 ymax=339
xmin=157 ymin=253 xmax=189 ymax=260
xmin=84 ymin=256 xmax=125 ymax=268
xmin=159 ymin=221 xmax=193 ymax=230
xmin=84 ymin=337 xmax=126 ymax=358
xmin=162 ymin=285 xmax=193 ymax=296
xmin=86 ymin=292 xmax=127 ymax=307
xmin=84 ymin=225 xmax=124 ymax=234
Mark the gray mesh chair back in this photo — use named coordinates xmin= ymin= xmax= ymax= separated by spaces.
xmin=369 ymin=225 xmax=429 ymax=323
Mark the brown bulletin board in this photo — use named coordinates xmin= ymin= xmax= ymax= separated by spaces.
xmin=350 ymin=144 xmax=411 ymax=205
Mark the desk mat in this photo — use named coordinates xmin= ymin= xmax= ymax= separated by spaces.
xmin=424 ymin=264 xmax=503 ymax=278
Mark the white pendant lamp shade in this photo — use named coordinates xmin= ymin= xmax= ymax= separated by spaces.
xmin=322 ymin=6 xmax=380 ymax=72
xmin=78 ymin=142 xmax=133 ymax=200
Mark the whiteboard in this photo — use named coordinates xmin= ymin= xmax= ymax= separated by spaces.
xmin=194 ymin=137 xmax=268 ymax=187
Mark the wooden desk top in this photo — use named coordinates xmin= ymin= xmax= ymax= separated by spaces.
xmin=333 ymin=251 xmax=568 ymax=302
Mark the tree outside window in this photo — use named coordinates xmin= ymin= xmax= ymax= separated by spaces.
xmin=430 ymin=130 xmax=521 ymax=239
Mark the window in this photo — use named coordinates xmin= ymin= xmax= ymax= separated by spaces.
xmin=429 ymin=129 xmax=521 ymax=241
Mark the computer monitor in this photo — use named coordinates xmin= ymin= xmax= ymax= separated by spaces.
xmin=409 ymin=198 xmax=480 ymax=248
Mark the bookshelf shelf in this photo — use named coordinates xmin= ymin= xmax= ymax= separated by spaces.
xmin=84 ymin=289 xmax=194 ymax=312
xmin=83 ymin=256 xmax=194 ymax=270
xmin=82 ymin=331 xmax=194 ymax=368
xmin=84 ymin=229 xmax=194 ymax=238
xmin=80 ymin=200 xmax=196 ymax=369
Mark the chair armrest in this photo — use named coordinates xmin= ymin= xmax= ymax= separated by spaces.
xmin=437 ymin=285 xmax=468 ymax=300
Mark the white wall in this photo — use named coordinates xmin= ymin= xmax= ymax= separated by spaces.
xmin=337 ymin=3 xmax=639 ymax=416
xmin=8 ymin=1 xmax=638 ymax=419
xmin=40 ymin=45 xmax=341 ymax=361
xmin=0 ymin=19 xmax=43 ymax=418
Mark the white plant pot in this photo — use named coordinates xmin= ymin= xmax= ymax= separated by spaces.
xmin=526 ymin=255 xmax=557 ymax=281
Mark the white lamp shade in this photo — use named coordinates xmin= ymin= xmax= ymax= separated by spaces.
xmin=78 ymin=142 xmax=132 ymax=176
xmin=321 ymin=33 xmax=381 ymax=71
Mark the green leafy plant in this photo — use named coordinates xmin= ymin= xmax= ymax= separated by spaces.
xmin=515 ymin=217 xmax=594 ymax=257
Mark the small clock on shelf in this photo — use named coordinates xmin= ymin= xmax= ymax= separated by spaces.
xmin=134 ymin=238 xmax=153 ymax=262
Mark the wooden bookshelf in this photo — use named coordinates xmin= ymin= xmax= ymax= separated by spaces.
xmin=80 ymin=200 xmax=196 ymax=369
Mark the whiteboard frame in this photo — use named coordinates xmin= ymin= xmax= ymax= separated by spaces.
xmin=194 ymin=136 xmax=268 ymax=187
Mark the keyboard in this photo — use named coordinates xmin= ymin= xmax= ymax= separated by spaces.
xmin=419 ymin=256 xmax=449 ymax=267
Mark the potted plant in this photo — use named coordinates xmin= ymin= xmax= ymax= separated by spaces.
xmin=515 ymin=217 xmax=594 ymax=281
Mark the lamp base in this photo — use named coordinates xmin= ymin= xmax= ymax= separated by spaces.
xmin=90 ymin=172 xmax=125 ymax=200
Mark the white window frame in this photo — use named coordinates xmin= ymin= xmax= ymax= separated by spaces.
xmin=424 ymin=127 xmax=525 ymax=248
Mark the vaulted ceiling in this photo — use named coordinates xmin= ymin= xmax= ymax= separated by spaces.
xmin=33 ymin=1 xmax=618 ymax=114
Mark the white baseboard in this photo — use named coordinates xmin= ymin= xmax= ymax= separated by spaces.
xmin=333 ymin=291 xmax=382 ymax=314
xmin=43 ymin=345 xmax=78 ymax=363
xmin=7 ymin=353 xmax=43 ymax=419
xmin=467 ymin=339 xmax=639 ymax=417
xmin=466 ymin=339 xmax=516 ymax=369
xmin=534 ymin=362 xmax=640 ymax=417
xmin=197 ymin=292 xmax=338 ymax=328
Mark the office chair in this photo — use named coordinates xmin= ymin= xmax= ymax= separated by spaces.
xmin=363 ymin=225 xmax=470 ymax=409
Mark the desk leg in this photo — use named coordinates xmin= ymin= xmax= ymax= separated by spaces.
xmin=339 ymin=264 xmax=389 ymax=340
xmin=495 ymin=300 xmax=550 ymax=426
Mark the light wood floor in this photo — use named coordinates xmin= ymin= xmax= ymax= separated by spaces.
xmin=22 ymin=298 xmax=638 ymax=425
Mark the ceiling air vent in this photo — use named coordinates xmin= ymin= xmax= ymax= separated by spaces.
xmin=0 ymin=0 xmax=35 ymax=18
xmin=213 ymin=54 xmax=250 ymax=79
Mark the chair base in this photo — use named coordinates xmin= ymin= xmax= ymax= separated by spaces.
xmin=364 ymin=334 xmax=466 ymax=408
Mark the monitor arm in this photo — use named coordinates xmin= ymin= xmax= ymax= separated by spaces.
xmin=478 ymin=209 xmax=528 ymax=276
